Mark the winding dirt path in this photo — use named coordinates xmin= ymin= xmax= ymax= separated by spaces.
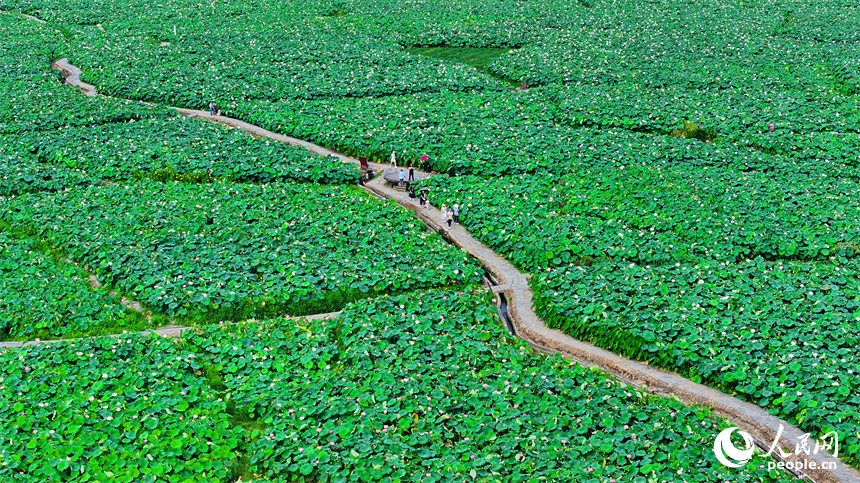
xmin=40 ymin=55 xmax=860 ymax=483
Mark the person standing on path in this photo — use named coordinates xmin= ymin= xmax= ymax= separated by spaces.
xmin=398 ymin=168 xmax=405 ymax=186
xmin=446 ymin=207 xmax=454 ymax=228
xmin=440 ymin=204 xmax=448 ymax=228
xmin=452 ymin=204 xmax=459 ymax=224
xmin=209 ymin=102 xmax=215 ymax=116
xmin=390 ymin=151 xmax=397 ymax=169
xmin=419 ymin=190 xmax=428 ymax=209
xmin=408 ymin=164 xmax=415 ymax=181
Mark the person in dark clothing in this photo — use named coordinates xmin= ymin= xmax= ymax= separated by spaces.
xmin=408 ymin=164 xmax=415 ymax=181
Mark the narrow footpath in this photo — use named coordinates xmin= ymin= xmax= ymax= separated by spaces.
xmin=42 ymin=55 xmax=860 ymax=483
xmin=0 ymin=312 xmax=341 ymax=349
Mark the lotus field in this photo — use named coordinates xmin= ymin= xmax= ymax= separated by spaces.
xmin=10 ymin=118 xmax=359 ymax=184
xmin=0 ymin=180 xmax=481 ymax=321
xmin=0 ymin=231 xmax=143 ymax=340
xmin=0 ymin=0 xmax=856 ymax=478
xmin=420 ymin=164 xmax=860 ymax=466
xmin=0 ymin=290 xmax=789 ymax=482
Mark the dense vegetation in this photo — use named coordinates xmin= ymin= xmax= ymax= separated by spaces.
xmin=0 ymin=231 xmax=142 ymax=340
xmin=0 ymin=333 xmax=242 ymax=481
xmin=10 ymin=117 xmax=358 ymax=184
xmin=3 ymin=0 xmax=853 ymax=172
xmin=0 ymin=181 xmax=481 ymax=321
xmin=0 ymin=11 xmax=168 ymax=133
xmin=0 ymin=290 xmax=790 ymax=482
xmin=0 ymin=0 xmax=856 ymax=475
xmin=0 ymin=154 xmax=97 ymax=196
xmin=420 ymin=167 xmax=860 ymax=466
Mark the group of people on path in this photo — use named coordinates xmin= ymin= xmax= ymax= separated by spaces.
xmin=388 ymin=150 xmax=460 ymax=229
xmin=208 ymin=101 xmax=221 ymax=116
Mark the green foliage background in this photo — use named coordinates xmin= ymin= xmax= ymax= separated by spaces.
xmin=0 ymin=0 xmax=856 ymax=475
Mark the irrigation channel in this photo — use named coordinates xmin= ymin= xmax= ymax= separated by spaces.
xmin=5 ymin=15 xmax=856 ymax=480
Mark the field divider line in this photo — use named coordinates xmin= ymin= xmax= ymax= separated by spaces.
xmin=0 ymin=312 xmax=343 ymax=349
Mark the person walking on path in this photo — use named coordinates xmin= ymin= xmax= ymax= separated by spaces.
xmin=452 ymin=204 xmax=460 ymax=224
xmin=419 ymin=190 xmax=428 ymax=209
xmin=390 ymin=151 xmax=397 ymax=169
xmin=408 ymin=164 xmax=415 ymax=181
xmin=209 ymin=102 xmax=215 ymax=116
xmin=446 ymin=207 xmax=454 ymax=228
xmin=440 ymin=204 xmax=448 ymax=228
xmin=398 ymin=168 xmax=405 ymax=186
